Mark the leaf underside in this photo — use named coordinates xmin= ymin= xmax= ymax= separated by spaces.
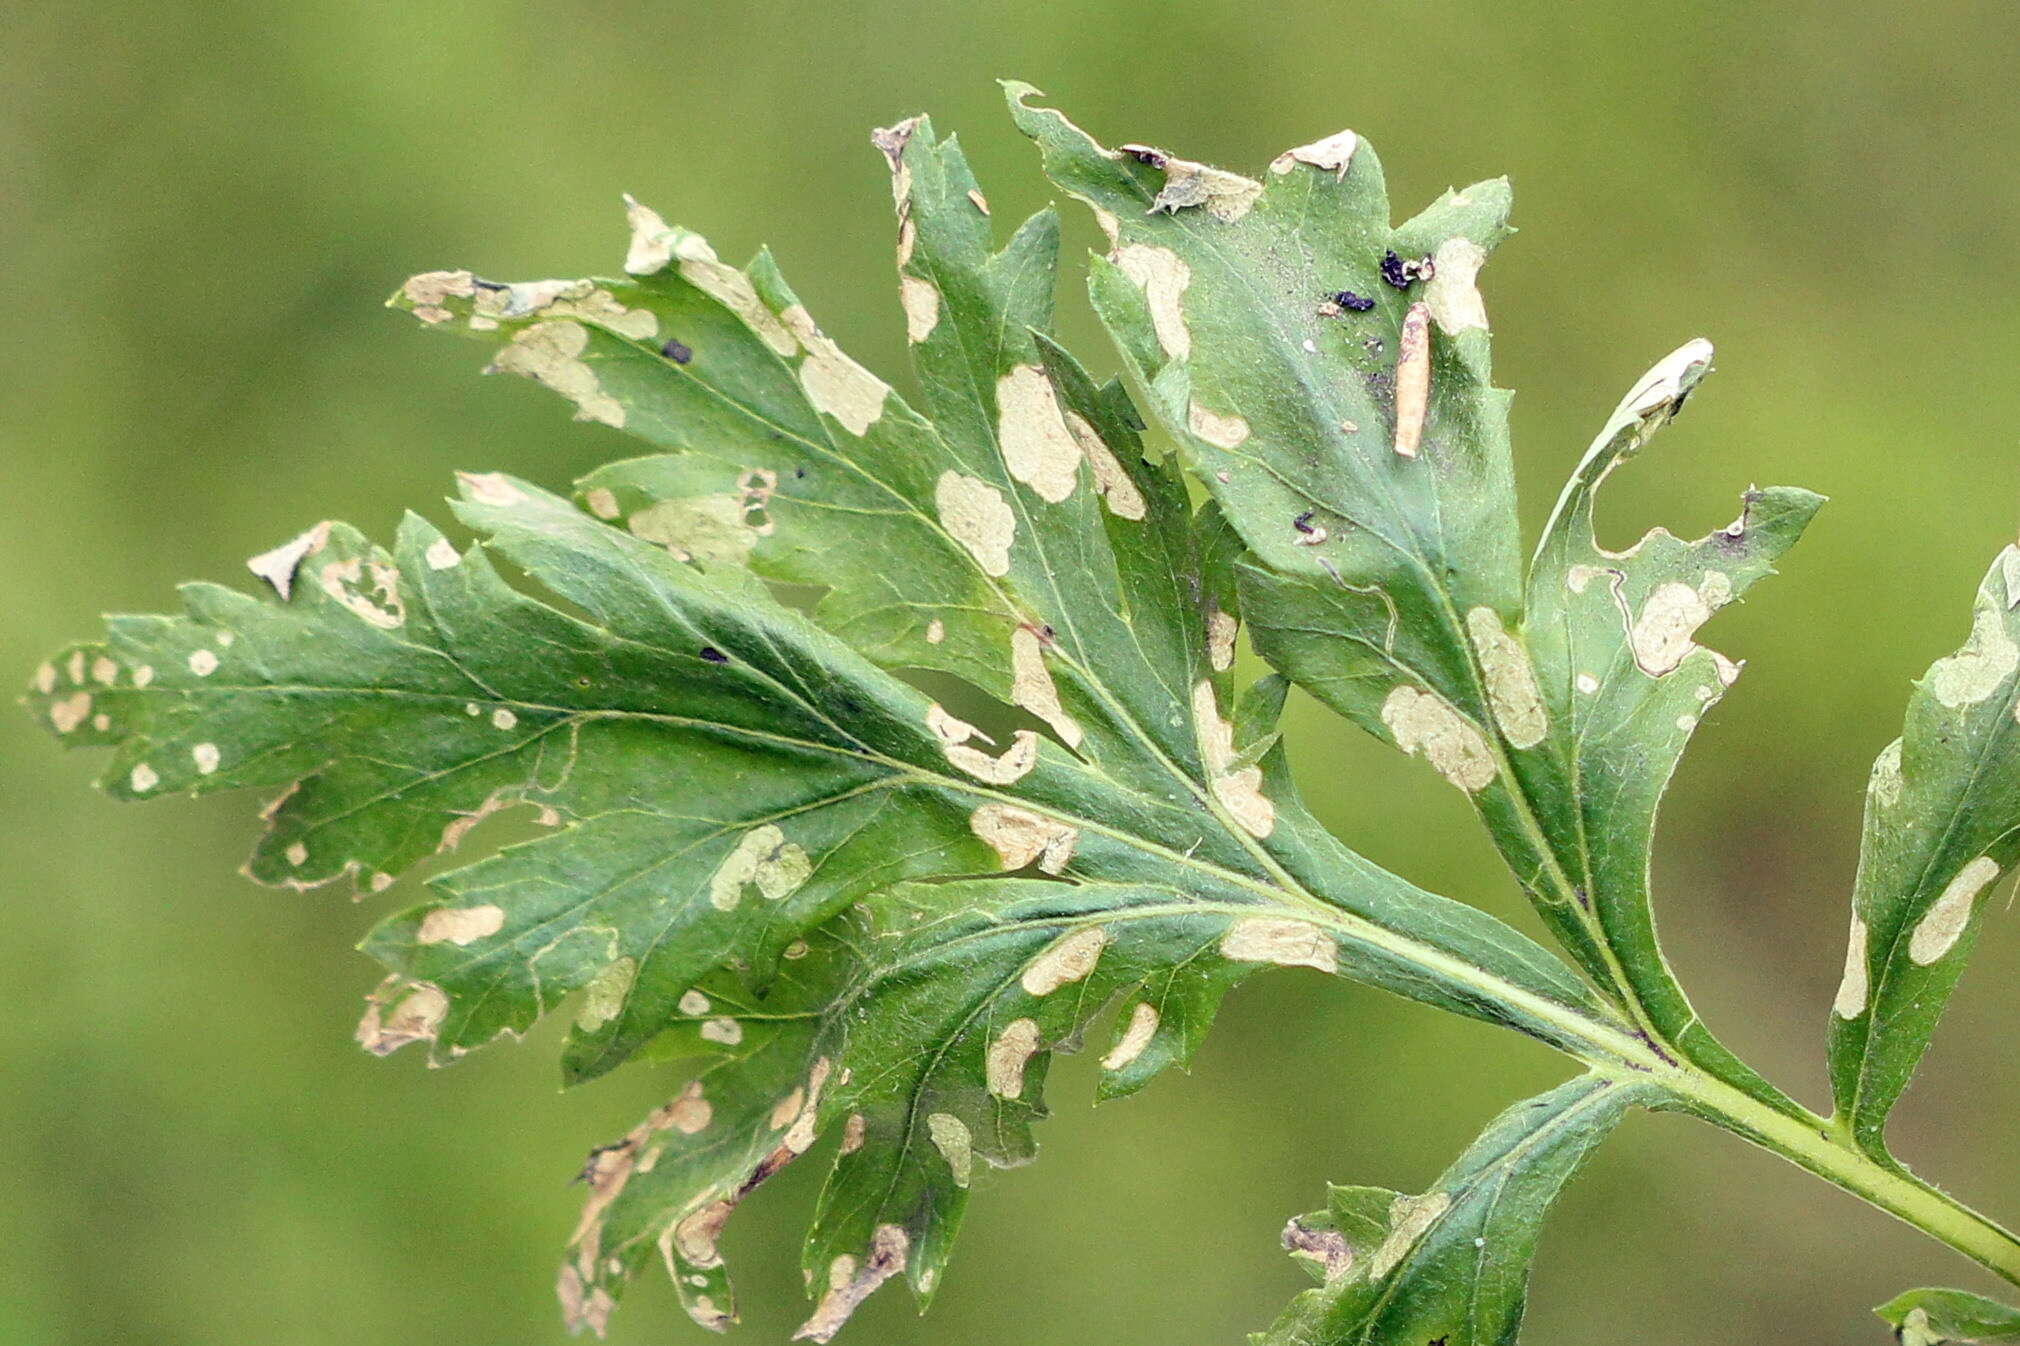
xmin=32 ymin=82 xmax=1993 ymax=1346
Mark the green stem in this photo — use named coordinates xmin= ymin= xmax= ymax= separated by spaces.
xmin=1656 ymin=1063 xmax=2020 ymax=1288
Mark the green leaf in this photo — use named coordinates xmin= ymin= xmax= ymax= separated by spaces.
xmin=1878 ymin=1288 xmax=2020 ymax=1344
xmin=25 ymin=111 xmax=1632 ymax=1340
xmin=1526 ymin=345 xmax=1824 ymax=1089
xmin=1829 ymin=547 xmax=2020 ymax=1156
xmin=1008 ymin=84 xmax=1822 ymax=1101
xmin=561 ymin=942 xmax=847 ymax=1333
xmin=1256 ymin=1073 xmax=1648 ymax=1346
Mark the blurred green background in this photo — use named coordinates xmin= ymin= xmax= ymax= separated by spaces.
xmin=6 ymin=2 xmax=2020 ymax=1342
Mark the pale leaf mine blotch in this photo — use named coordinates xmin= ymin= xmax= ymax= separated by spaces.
xmin=416 ymin=903 xmax=506 ymax=947
xmin=1009 ymin=624 xmax=1083 ymax=748
xmin=709 ymin=824 xmax=813 ymax=911
xmin=935 ymin=471 xmax=1016 ymax=577
xmin=1381 ymin=685 xmax=1496 ymax=793
xmin=1628 ymin=573 xmax=1733 ymax=678
xmin=49 ymin=692 xmax=91 ymax=734
xmin=1193 ymin=680 xmax=1275 ymax=837
xmin=970 ymin=803 xmax=1077 ymax=874
xmin=1221 ymin=917 xmax=1337 ymax=973
xmin=1188 ymin=400 xmax=1250 ymax=449
xmin=1928 ymin=603 xmax=2019 ymax=707
xmin=926 ymin=704 xmax=1039 ymax=785
xmin=1062 ymin=410 xmax=1147 ymax=520
xmin=1370 ymin=1192 xmax=1451 ymax=1280
xmin=1102 ymin=1002 xmax=1160 ymax=1071
xmin=1910 ymin=856 xmax=2000 ymax=965
xmin=488 ymin=321 xmax=626 ymax=429
xmin=996 ymin=364 xmax=1083 ymax=503
xmin=1465 ymin=607 xmax=1548 ymax=748
xmin=1393 ymin=302 xmax=1431 ymax=457
xmin=1269 ymin=129 xmax=1359 ymax=177
xmin=782 ymin=304 xmax=889 ymax=436
xmin=927 ymin=1112 xmax=972 ymax=1187
xmin=1021 ymin=927 xmax=1107 ymax=996
xmin=1833 ymin=916 xmax=1870 ymax=1019
xmin=900 ymin=275 xmax=940 ymax=343
xmin=1113 ymin=243 xmax=1191 ymax=362
xmin=988 ymin=1018 xmax=1041 ymax=1099
xmin=797 ymin=1224 xmax=909 ymax=1343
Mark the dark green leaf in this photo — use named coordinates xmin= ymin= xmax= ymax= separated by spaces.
xmin=1829 ymin=548 xmax=2020 ymax=1156
xmin=1256 ymin=1073 xmax=1648 ymax=1346
xmin=25 ymin=110 xmax=1629 ymax=1340
xmin=1878 ymin=1288 xmax=2020 ymax=1344
xmin=1525 ymin=346 xmax=1823 ymax=1091
xmin=1008 ymin=84 xmax=1821 ymax=1106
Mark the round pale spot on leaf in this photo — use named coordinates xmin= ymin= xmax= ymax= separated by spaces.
xmin=700 ymin=1017 xmax=744 ymax=1045
xmin=48 ymin=692 xmax=91 ymax=734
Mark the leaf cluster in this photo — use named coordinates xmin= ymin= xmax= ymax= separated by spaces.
xmin=28 ymin=85 xmax=2020 ymax=1343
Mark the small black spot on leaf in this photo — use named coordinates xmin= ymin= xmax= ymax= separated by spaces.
xmin=699 ymin=646 xmax=728 ymax=664
xmin=661 ymin=338 xmax=693 ymax=364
